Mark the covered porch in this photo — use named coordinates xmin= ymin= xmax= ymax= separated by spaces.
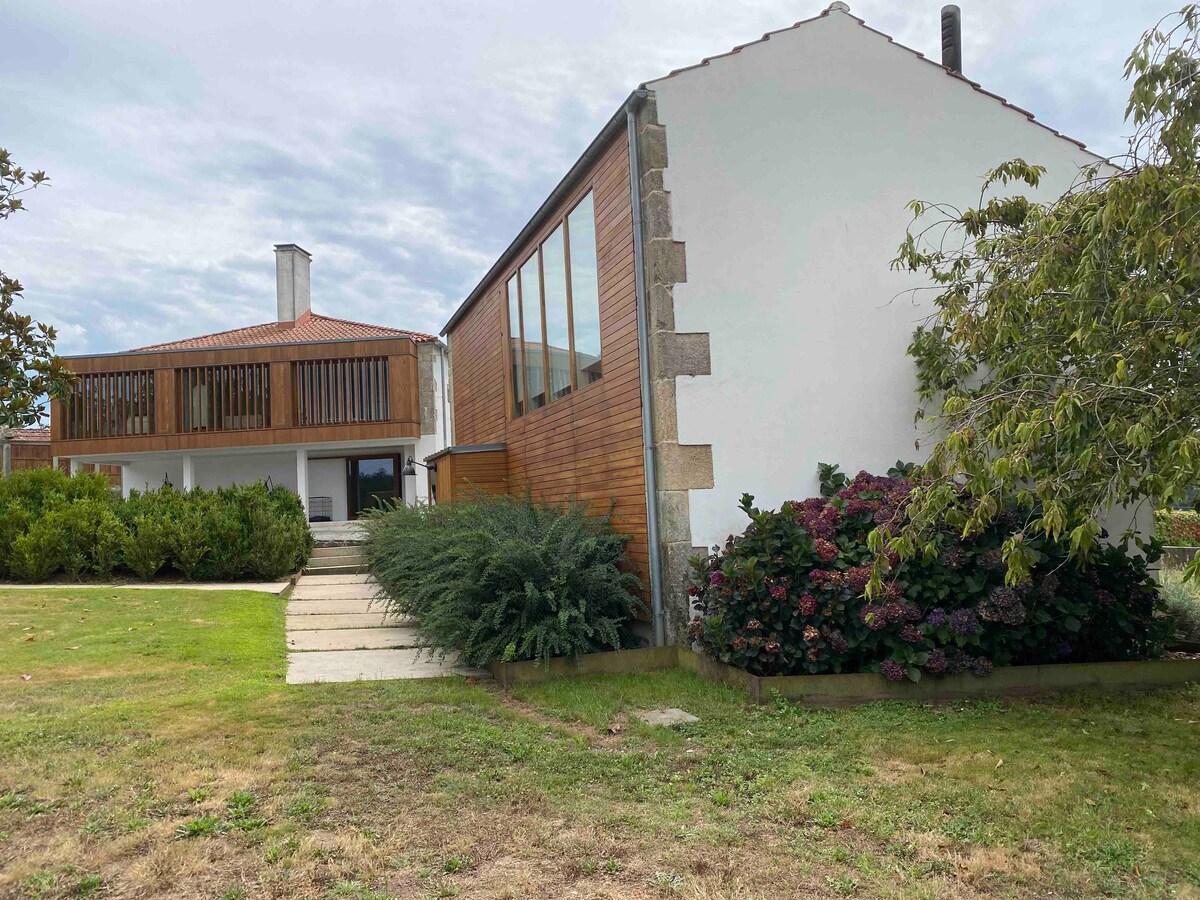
xmin=62 ymin=439 xmax=433 ymax=522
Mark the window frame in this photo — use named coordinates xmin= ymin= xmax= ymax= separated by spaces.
xmin=503 ymin=188 xmax=603 ymax=420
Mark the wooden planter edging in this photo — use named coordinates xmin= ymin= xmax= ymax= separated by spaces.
xmin=490 ymin=644 xmax=1200 ymax=707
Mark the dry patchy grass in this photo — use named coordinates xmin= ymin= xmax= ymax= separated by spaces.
xmin=0 ymin=588 xmax=1197 ymax=898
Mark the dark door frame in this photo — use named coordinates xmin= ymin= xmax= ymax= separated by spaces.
xmin=345 ymin=452 xmax=402 ymax=519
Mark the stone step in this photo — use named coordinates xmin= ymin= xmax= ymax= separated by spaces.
xmin=286 ymin=613 xmax=414 ymax=631
xmin=292 ymin=584 xmax=379 ymax=601
xmin=286 ymin=598 xmax=380 ymax=616
xmin=297 ymin=574 xmax=374 ymax=586
xmin=311 ymin=546 xmax=367 ymax=559
xmin=285 ymin=648 xmax=491 ymax=685
xmin=287 ymin=627 xmax=424 ymax=652
xmin=303 ymin=563 xmax=366 ymax=576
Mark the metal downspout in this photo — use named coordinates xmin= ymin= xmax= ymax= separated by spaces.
xmin=626 ymin=90 xmax=666 ymax=647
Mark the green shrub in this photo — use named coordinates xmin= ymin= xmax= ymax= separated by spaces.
xmin=362 ymin=493 xmax=644 ymax=665
xmin=690 ymin=465 xmax=1173 ymax=681
xmin=0 ymin=473 xmax=310 ymax=583
xmin=1154 ymin=508 xmax=1200 ymax=547
xmin=171 ymin=509 xmax=210 ymax=579
xmin=10 ymin=515 xmax=67 ymax=582
xmin=1159 ymin=571 xmax=1200 ymax=643
xmin=125 ymin=515 xmax=172 ymax=581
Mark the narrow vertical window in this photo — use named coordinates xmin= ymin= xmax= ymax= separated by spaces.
xmin=568 ymin=193 xmax=602 ymax=386
xmin=520 ymin=254 xmax=546 ymax=411
xmin=541 ymin=224 xmax=572 ymax=402
xmin=506 ymin=276 xmax=525 ymax=417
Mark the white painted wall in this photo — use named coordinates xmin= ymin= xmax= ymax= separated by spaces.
xmin=309 ymin=457 xmax=348 ymax=521
xmin=193 ymin=452 xmax=297 ymax=492
xmin=647 ymin=8 xmax=1106 ymax=549
xmin=124 ymin=457 xmax=183 ymax=496
xmin=412 ymin=342 xmax=450 ymax=504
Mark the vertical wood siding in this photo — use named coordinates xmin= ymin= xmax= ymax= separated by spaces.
xmin=446 ymin=134 xmax=649 ymax=576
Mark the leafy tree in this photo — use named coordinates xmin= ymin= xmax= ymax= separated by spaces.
xmin=0 ymin=148 xmax=72 ymax=437
xmin=870 ymin=7 xmax=1200 ymax=587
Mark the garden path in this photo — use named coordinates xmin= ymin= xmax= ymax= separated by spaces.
xmin=285 ymin=554 xmax=488 ymax=684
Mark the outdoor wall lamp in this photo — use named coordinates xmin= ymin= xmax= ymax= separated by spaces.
xmin=400 ymin=456 xmax=434 ymax=477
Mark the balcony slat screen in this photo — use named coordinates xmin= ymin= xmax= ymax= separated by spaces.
xmin=66 ymin=370 xmax=155 ymax=439
xmin=176 ymin=363 xmax=272 ymax=433
xmin=293 ymin=356 xmax=390 ymax=426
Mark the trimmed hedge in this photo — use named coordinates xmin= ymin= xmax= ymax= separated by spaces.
xmin=1154 ymin=508 xmax=1200 ymax=547
xmin=689 ymin=465 xmax=1173 ymax=682
xmin=0 ymin=468 xmax=312 ymax=582
xmin=362 ymin=492 xmax=645 ymax=666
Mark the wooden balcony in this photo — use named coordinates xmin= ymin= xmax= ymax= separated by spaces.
xmin=50 ymin=338 xmax=422 ymax=457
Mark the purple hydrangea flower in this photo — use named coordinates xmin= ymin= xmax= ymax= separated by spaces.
xmin=969 ymin=656 xmax=994 ymax=677
xmin=978 ymin=586 xmax=1027 ymax=626
xmin=924 ymin=608 xmax=948 ymax=629
xmin=1056 ymin=641 xmax=1073 ymax=658
xmin=925 ymin=649 xmax=949 ymax=674
xmin=709 ymin=570 xmax=725 ymax=587
xmin=948 ymin=607 xmax=981 ymax=636
xmin=880 ymin=659 xmax=907 ymax=682
xmin=900 ymin=624 xmax=924 ymax=644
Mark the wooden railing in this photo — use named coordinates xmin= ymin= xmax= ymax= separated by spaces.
xmin=52 ymin=338 xmax=420 ymax=455
xmin=65 ymin=370 xmax=155 ymax=440
xmin=176 ymin=363 xmax=272 ymax=433
xmin=293 ymin=357 xmax=390 ymax=426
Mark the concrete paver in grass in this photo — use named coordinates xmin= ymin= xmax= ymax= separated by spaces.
xmin=286 ymin=648 xmax=489 ymax=685
xmin=296 ymin=574 xmax=373 ymax=586
xmin=286 ymin=613 xmax=414 ymax=631
xmin=287 ymin=626 xmax=423 ymax=652
xmin=291 ymin=583 xmax=380 ymax=601
xmin=286 ymin=598 xmax=381 ymax=616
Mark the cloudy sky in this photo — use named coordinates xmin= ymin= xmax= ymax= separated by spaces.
xmin=0 ymin=0 xmax=1177 ymax=355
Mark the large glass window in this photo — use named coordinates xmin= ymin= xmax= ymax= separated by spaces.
xmin=541 ymin=224 xmax=572 ymax=403
xmin=506 ymin=189 xmax=603 ymax=418
xmin=519 ymin=253 xmax=546 ymax=411
xmin=506 ymin=275 xmax=524 ymax=417
xmin=568 ymin=194 xmax=602 ymax=386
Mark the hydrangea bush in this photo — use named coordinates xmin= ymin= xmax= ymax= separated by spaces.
xmin=688 ymin=465 xmax=1171 ymax=682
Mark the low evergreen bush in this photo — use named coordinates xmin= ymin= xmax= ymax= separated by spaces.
xmin=362 ymin=492 xmax=644 ymax=666
xmin=0 ymin=469 xmax=312 ymax=582
xmin=690 ymin=465 xmax=1173 ymax=682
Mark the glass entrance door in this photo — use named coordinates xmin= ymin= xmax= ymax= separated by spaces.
xmin=349 ymin=456 xmax=398 ymax=518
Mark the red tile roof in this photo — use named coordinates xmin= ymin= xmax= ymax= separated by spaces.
xmin=645 ymin=5 xmax=1100 ymax=156
xmin=126 ymin=313 xmax=438 ymax=353
xmin=11 ymin=427 xmax=50 ymax=444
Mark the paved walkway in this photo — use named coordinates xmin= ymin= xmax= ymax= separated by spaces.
xmin=285 ymin=572 xmax=488 ymax=685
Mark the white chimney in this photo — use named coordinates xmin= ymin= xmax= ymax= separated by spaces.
xmin=274 ymin=243 xmax=312 ymax=325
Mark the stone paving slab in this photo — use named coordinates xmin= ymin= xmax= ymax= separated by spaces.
xmin=286 ymin=648 xmax=490 ymax=685
xmin=285 ymin=613 xmax=413 ymax=631
xmin=287 ymin=627 xmax=423 ymax=652
xmin=296 ymin=574 xmax=374 ymax=586
xmin=292 ymin=583 xmax=380 ymax=601
xmin=286 ymin=599 xmax=381 ymax=616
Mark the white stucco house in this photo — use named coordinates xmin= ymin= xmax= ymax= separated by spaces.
xmin=50 ymin=244 xmax=450 ymax=522
xmin=435 ymin=2 xmax=1118 ymax=639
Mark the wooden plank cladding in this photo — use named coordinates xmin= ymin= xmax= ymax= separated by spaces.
xmin=52 ymin=336 xmax=422 ymax=456
xmin=293 ymin=357 xmax=390 ymax=427
xmin=65 ymin=370 xmax=155 ymax=440
xmin=176 ymin=363 xmax=271 ymax=433
xmin=444 ymin=132 xmax=649 ymax=576
xmin=426 ymin=445 xmax=509 ymax=504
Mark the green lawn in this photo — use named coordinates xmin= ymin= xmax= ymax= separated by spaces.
xmin=0 ymin=588 xmax=1197 ymax=899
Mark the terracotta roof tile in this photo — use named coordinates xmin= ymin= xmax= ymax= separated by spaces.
xmin=126 ymin=313 xmax=438 ymax=353
xmin=11 ymin=427 xmax=50 ymax=444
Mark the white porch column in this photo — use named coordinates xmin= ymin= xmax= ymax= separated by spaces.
xmin=181 ymin=455 xmax=195 ymax=491
xmin=69 ymin=458 xmax=82 ymax=476
xmin=120 ymin=466 xmax=131 ymax=498
xmin=296 ymin=448 xmax=309 ymax=519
